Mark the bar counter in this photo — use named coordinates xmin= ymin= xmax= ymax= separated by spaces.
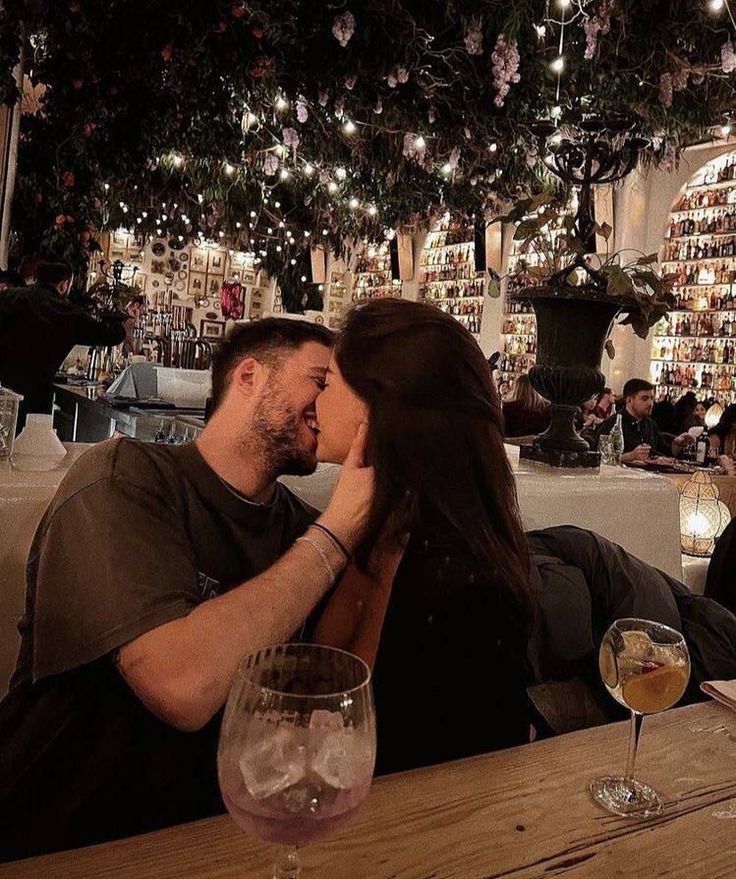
xmin=52 ymin=383 xmax=204 ymax=444
xmin=2 ymin=701 xmax=733 ymax=878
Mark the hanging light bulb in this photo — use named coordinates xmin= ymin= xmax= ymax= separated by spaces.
xmin=300 ymin=275 xmax=307 ymax=282
xmin=558 ymin=0 xmax=571 ymax=8
xmin=343 ymin=119 xmax=357 ymax=135
xmin=414 ymin=135 xmax=426 ymax=151
xmin=280 ymin=168 xmax=291 ymax=180
xmin=328 ymin=181 xmax=339 ymax=193
xmin=550 ymin=56 xmax=565 ymax=74
xmin=441 ymin=163 xmax=453 ymax=176
xmin=336 ymin=167 xmax=347 ymax=180
xmin=367 ymin=205 xmax=378 ymax=216
xmin=304 ymin=162 xmax=315 ymax=176
xmin=489 ymin=142 xmax=499 ymax=153
xmin=275 ymin=95 xmax=289 ymax=111
xmin=709 ymin=0 xmax=725 ymax=11
xmin=349 ymin=197 xmax=360 ymax=209
xmin=171 ymin=153 xmax=184 ymax=169
xmin=224 ymin=162 xmax=235 ymax=175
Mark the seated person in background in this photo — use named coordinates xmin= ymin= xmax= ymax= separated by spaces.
xmin=501 ymin=373 xmax=552 ymax=438
xmin=0 ymin=318 xmax=374 ymax=861
xmin=597 ymin=379 xmax=694 ymax=463
xmin=310 ymin=300 xmax=736 ymax=771
xmin=592 ymin=387 xmax=615 ymax=420
xmin=685 ymin=400 xmax=707 ymax=430
xmin=312 ymin=300 xmax=534 ymax=775
xmin=673 ymin=391 xmax=698 ymax=434
xmin=708 ymin=403 xmax=736 ymax=460
xmin=651 ymin=399 xmax=679 ymax=435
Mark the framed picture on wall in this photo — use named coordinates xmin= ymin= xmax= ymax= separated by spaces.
xmin=131 ymin=272 xmax=147 ymax=293
xmin=200 ymin=319 xmax=226 ymax=340
xmin=207 ymin=275 xmax=223 ymax=296
xmin=189 ymin=272 xmax=207 ymax=296
xmin=208 ymin=249 xmax=227 ymax=275
xmin=191 ymin=248 xmax=208 ymax=272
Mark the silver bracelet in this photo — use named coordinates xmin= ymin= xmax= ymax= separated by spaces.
xmin=295 ymin=534 xmax=337 ymax=587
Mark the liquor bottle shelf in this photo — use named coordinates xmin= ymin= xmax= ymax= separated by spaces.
xmin=652 ymin=358 xmax=736 ymax=367
xmin=667 ymin=230 xmax=736 ymax=242
xmin=663 ymin=254 xmax=736 ymax=266
xmin=671 ymin=204 xmax=736 ymax=217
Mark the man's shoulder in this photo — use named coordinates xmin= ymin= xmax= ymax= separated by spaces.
xmin=51 ymin=438 xmax=185 ymax=510
xmin=598 ymin=413 xmax=616 ymax=432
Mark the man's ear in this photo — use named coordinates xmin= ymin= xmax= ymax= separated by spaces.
xmin=231 ymin=357 xmax=268 ymax=398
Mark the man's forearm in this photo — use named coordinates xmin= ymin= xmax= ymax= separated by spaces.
xmin=118 ymin=529 xmax=347 ymax=730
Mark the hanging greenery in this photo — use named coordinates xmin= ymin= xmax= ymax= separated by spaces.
xmin=2 ymin=0 xmax=736 ymax=282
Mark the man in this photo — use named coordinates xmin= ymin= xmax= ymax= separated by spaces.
xmin=596 ymin=378 xmax=694 ymax=464
xmin=0 ymin=318 xmax=374 ymax=860
xmin=0 ymin=260 xmax=127 ymax=429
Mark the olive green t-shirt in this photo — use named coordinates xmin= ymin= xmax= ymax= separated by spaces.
xmin=13 ymin=437 xmax=317 ymax=685
xmin=1 ymin=437 xmax=317 ymax=859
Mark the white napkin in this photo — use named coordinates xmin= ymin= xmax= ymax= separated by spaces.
xmin=700 ymin=680 xmax=736 ymax=711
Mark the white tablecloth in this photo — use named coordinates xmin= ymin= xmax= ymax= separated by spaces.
xmin=282 ymin=447 xmax=685 ymax=582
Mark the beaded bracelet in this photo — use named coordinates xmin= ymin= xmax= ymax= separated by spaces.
xmin=295 ymin=534 xmax=337 ymax=587
xmin=309 ymin=523 xmax=350 ymax=562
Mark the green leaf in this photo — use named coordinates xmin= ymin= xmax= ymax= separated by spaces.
xmin=514 ymin=218 xmax=541 ymax=240
xmin=635 ymin=253 xmax=659 ymax=266
xmin=597 ymin=222 xmax=612 ymax=241
xmin=605 ymin=339 xmax=616 ymax=359
xmin=606 ymin=264 xmax=634 ymax=297
xmin=487 ymin=277 xmax=501 ymax=298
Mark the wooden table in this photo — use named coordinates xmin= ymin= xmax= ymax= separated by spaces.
xmin=4 ymin=701 xmax=735 ymax=878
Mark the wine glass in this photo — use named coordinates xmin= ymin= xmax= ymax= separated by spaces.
xmin=591 ymin=618 xmax=690 ymax=818
xmin=218 ymin=643 xmax=376 ymax=878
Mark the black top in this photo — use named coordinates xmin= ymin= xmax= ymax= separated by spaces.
xmin=705 ymin=516 xmax=736 ymax=616
xmin=0 ymin=439 xmax=316 ymax=861
xmin=371 ymin=520 xmax=531 ymax=776
xmin=597 ymin=411 xmax=672 ymax=456
xmin=0 ymin=283 xmax=126 ymax=413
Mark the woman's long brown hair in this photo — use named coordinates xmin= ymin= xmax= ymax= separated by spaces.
xmin=334 ymin=298 xmax=534 ymax=630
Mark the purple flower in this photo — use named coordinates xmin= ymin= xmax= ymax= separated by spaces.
xmin=583 ymin=1 xmax=613 ymax=61
xmin=296 ymin=101 xmax=309 ymax=123
xmin=332 ymin=10 xmax=355 ymax=47
xmin=464 ymin=22 xmax=483 ymax=56
xmin=491 ymin=34 xmax=520 ymax=108
xmin=264 ymin=154 xmax=280 ymax=176
xmin=448 ymin=147 xmax=461 ymax=170
xmin=282 ymin=127 xmax=300 ymax=149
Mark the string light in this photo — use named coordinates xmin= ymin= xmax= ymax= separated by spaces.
xmin=172 ymin=153 xmax=184 ymax=168
xmin=367 ymin=205 xmax=378 ymax=216
xmin=236 ymin=221 xmax=242 ymax=228
xmin=280 ymin=168 xmax=291 ymax=180
xmin=103 ymin=183 xmax=110 ymax=191
xmin=304 ymin=162 xmax=315 ymax=176
xmin=550 ymin=57 xmax=565 ymax=74
xmin=275 ymin=95 xmax=288 ymax=111
xmin=349 ymin=197 xmax=360 ymax=209
xmin=709 ymin=0 xmax=725 ymax=10
xmin=223 ymin=163 xmax=235 ymax=175
xmin=328 ymin=180 xmax=339 ymax=193
xmin=414 ymin=135 xmax=426 ymax=150
xmin=489 ymin=142 xmax=499 ymax=153
xmin=551 ymin=105 xmax=562 ymax=119
xmin=441 ymin=163 xmax=453 ymax=176
xmin=343 ymin=120 xmax=357 ymax=135
xmin=300 ymin=275 xmax=307 ymax=282
xmin=335 ymin=167 xmax=347 ymax=180
xmin=558 ymin=0 xmax=571 ymax=8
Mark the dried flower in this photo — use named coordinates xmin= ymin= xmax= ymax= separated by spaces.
xmin=491 ymin=34 xmax=520 ymax=108
xmin=332 ymin=11 xmax=355 ymax=48
xmin=318 ymin=90 xmax=329 ymax=107
xmin=658 ymin=72 xmax=673 ymax=108
xmin=582 ymin=1 xmax=613 ymax=61
xmin=722 ymin=40 xmax=736 ymax=74
xmin=62 ymin=171 xmax=75 ymax=188
xmin=282 ymin=127 xmax=300 ymax=149
xmin=448 ymin=147 xmax=461 ymax=170
xmin=296 ymin=101 xmax=309 ymax=123
xmin=672 ymin=67 xmax=688 ymax=92
xmin=161 ymin=43 xmax=173 ymax=63
xmin=263 ymin=154 xmax=279 ymax=176
xmin=344 ymin=75 xmax=357 ymax=90
xmin=464 ymin=21 xmax=483 ymax=56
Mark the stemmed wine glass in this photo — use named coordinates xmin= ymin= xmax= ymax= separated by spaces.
xmin=591 ymin=618 xmax=690 ymax=818
xmin=218 ymin=643 xmax=376 ymax=878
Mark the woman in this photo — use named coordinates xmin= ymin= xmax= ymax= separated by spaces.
xmin=501 ymin=373 xmax=551 ymax=438
xmin=684 ymin=401 xmax=706 ymax=430
xmin=312 ymin=299 xmax=534 ymax=774
xmin=673 ymin=391 xmax=697 ymax=433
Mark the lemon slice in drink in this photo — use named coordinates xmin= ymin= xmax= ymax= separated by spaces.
xmin=599 ymin=641 xmax=618 ymax=689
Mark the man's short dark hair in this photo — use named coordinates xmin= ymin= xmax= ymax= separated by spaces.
xmin=0 ymin=269 xmax=25 ymax=287
xmin=623 ymin=378 xmax=654 ymax=399
xmin=36 ymin=260 xmax=73 ymax=286
xmin=210 ymin=318 xmax=333 ymax=412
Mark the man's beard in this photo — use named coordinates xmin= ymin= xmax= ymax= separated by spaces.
xmin=248 ymin=385 xmax=317 ymax=478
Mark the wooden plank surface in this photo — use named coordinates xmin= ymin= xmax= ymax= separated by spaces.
xmin=3 ymin=701 xmax=735 ymax=879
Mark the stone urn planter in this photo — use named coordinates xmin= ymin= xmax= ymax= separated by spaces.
xmin=510 ymin=283 xmax=635 ymax=468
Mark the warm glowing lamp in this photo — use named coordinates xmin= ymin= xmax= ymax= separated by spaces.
xmin=679 ymin=471 xmax=729 ymax=556
xmin=705 ymin=403 xmax=724 ymax=429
